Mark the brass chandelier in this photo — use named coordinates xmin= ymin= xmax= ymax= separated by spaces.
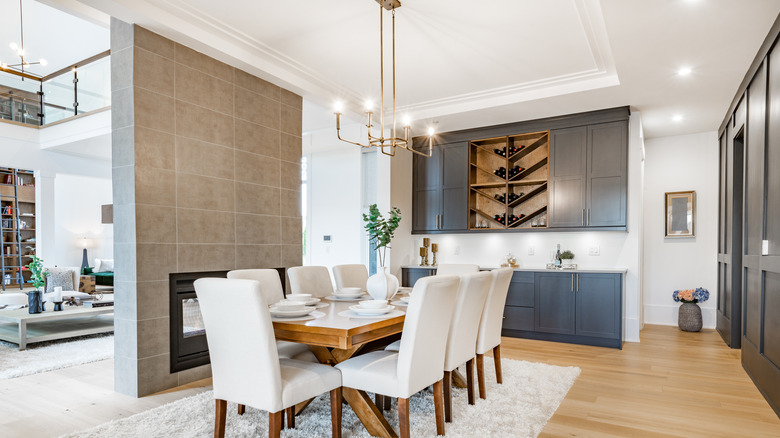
xmin=334 ymin=0 xmax=433 ymax=157
xmin=0 ymin=0 xmax=48 ymax=78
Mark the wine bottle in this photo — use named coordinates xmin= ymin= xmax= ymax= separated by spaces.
xmin=555 ymin=244 xmax=562 ymax=267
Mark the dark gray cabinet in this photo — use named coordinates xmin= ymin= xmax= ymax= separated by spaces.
xmin=575 ymin=274 xmax=622 ymax=339
xmin=401 ymin=267 xmax=436 ymax=287
xmin=549 ymin=121 xmax=627 ymax=228
xmin=534 ymin=272 xmax=576 ymax=334
xmin=502 ymin=271 xmax=535 ymax=332
xmin=412 ymin=142 xmax=468 ymax=233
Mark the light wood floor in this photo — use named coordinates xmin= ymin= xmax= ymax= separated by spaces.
xmin=1 ymin=325 xmax=778 ymax=437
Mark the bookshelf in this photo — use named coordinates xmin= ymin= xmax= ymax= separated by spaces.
xmin=1 ymin=167 xmax=36 ymax=290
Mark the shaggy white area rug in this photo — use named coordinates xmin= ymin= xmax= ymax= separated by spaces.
xmin=63 ymin=357 xmax=579 ymax=438
xmin=0 ymin=334 xmax=113 ymax=379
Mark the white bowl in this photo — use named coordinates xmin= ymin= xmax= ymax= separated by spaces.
xmin=400 ymin=296 xmax=411 ymax=304
xmin=359 ymin=299 xmax=388 ymax=309
xmin=336 ymin=287 xmax=362 ymax=295
xmin=286 ymin=294 xmax=312 ymax=301
xmin=274 ymin=301 xmax=305 ymax=311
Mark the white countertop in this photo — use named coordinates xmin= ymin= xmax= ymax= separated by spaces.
xmin=401 ymin=265 xmax=627 ymax=274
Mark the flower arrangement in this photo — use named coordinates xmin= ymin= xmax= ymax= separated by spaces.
xmin=362 ymin=204 xmax=402 ymax=268
xmin=673 ymin=287 xmax=710 ymax=304
xmin=26 ymin=255 xmax=47 ymax=291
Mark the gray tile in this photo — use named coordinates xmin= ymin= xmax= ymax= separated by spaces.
xmin=280 ymin=160 xmax=301 ymax=190
xmin=136 ymin=243 xmax=177 ymax=282
xmin=280 ymin=189 xmax=301 ymax=218
xmin=178 ymin=363 xmax=212 ymax=386
xmin=134 ymin=87 xmax=175 ymax=133
xmin=235 ymin=245 xmax=281 ymax=269
xmin=135 ymin=167 xmax=176 ymax=206
xmin=280 ymin=89 xmax=302 ymax=110
xmin=280 ymin=104 xmax=301 ymax=136
xmin=111 ymin=18 xmax=134 ymax=53
xmin=234 ymin=88 xmax=280 ymax=129
xmin=234 ymin=151 xmax=280 ymax=187
xmin=282 ymin=244 xmax=303 ymax=268
xmin=176 ymin=209 xmax=235 ymax=244
xmin=175 ymin=137 xmax=234 ymax=179
xmin=178 ymin=244 xmax=236 ymax=272
xmin=114 ymin=355 xmax=139 ymax=397
xmin=113 ymin=317 xmax=138 ymax=359
xmin=135 ymin=204 xmax=176 ymax=243
xmin=234 ymin=68 xmax=280 ymax=100
xmin=134 ymin=47 xmax=174 ymax=97
xmin=235 ymin=119 xmax=280 ymax=158
xmin=137 ymin=353 xmax=179 ymax=396
xmin=174 ymin=43 xmax=233 ymax=79
xmin=135 ymin=127 xmax=175 ymax=171
xmin=112 ymin=165 xmax=135 ymax=206
xmin=176 ymin=173 xmax=235 ymax=212
xmin=111 ymin=46 xmax=133 ymax=92
xmin=136 ymin=280 xmax=170 ymax=320
xmin=134 ymin=25 xmax=174 ymax=59
xmin=235 ymin=214 xmax=281 ymax=245
xmin=175 ymin=100 xmax=234 ymax=147
xmin=280 ymin=133 xmax=302 ymax=163
xmin=113 ymin=280 xmax=137 ymax=320
xmin=175 ymin=64 xmax=233 ymax=116
xmin=137 ymin=317 xmax=170 ymax=359
xmin=112 ymin=126 xmax=134 ymax=168
xmin=111 ymin=87 xmax=134 ymax=130
xmin=113 ymin=204 xmax=136 ymax=244
xmin=235 ymin=182 xmax=280 ymax=216
xmin=281 ymin=218 xmax=302 ymax=245
xmin=113 ymin=243 xmax=137 ymax=283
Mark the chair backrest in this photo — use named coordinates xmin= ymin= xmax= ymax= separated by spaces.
xmin=476 ymin=267 xmax=514 ymax=354
xmin=435 ymin=264 xmax=480 ymax=276
xmin=287 ymin=266 xmax=334 ymax=297
xmin=194 ymin=278 xmax=284 ymax=412
xmin=396 ymin=275 xmax=460 ymax=396
xmin=443 ymin=271 xmax=493 ymax=372
xmin=227 ymin=269 xmax=285 ymax=305
xmin=332 ymin=264 xmax=369 ymax=290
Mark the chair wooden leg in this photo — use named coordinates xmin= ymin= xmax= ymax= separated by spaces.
xmin=214 ymin=399 xmax=227 ymax=438
xmin=237 ymin=403 xmax=245 ymax=415
xmin=280 ymin=409 xmax=285 ymax=430
xmin=398 ymin=397 xmax=410 ymax=438
xmin=286 ymin=406 xmax=295 ymax=429
xmin=466 ymin=358 xmax=475 ymax=405
xmin=493 ymin=344 xmax=503 ymax=384
xmin=269 ymin=411 xmax=282 ymax=438
xmin=383 ymin=395 xmax=391 ymax=411
xmin=443 ymin=371 xmax=452 ymax=423
xmin=330 ymin=388 xmax=342 ymax=438
xmin=433 ymin=379 xmax=446 ymax=436
xmin=375 ymin=393 xmax=384 ymax=411
xmin=476 ymin=353 xmax=486 ymax=399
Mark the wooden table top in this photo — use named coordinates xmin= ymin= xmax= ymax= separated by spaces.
xmin=272 ymin=299 xmax=406 ymax=350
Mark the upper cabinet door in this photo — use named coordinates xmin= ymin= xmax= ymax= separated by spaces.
xmin=549 ymin=127 xmax=587 ymax=227
xmin=587 ymin=122 xmax=627 ymax=227
xmin=440 ymin=143 xmax=468 ymax=231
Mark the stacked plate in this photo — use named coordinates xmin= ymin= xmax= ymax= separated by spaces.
xmin=349 ymin=300 xmax=395 ymax=316
xmin=270 ymin=300 xmax=317 ymax=318
xmin=328 ymin=287 xmax=367 ymax=301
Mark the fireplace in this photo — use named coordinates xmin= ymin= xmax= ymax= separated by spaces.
xmin=169 ymin=268 xmax=287 ymax=373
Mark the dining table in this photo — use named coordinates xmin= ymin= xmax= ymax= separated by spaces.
xmin=272 ymin=296 xmax=407 ymax=438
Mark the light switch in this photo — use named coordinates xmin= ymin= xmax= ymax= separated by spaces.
xmin=589 ymin=245 xmax=600 ymax=256
xmin=528 ymin=246 xmax=535 ymax=256
xmin=762 ymin=240 xmax=769 ymax=255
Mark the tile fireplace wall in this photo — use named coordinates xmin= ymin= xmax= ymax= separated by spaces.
xmin=111 ymin=19 xmax=303 ymax=396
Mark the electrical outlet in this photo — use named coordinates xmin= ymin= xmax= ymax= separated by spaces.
xmin=528 ymin=246 xmax=535 ymax=256
xmin=454 ymin=246 xmax=461 ymax=255
xmin=762 ymin=240 xmax=769 ymax=255
xmin=589 ymin=245 xmax=600 ymax=256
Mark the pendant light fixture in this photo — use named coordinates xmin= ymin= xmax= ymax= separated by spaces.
xmin=333 ymin=0 xmax=433 ymax=157
xmin=0 ymin=0 xmax=48 ymax=78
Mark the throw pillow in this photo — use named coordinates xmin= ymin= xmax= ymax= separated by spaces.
xmin=94 ymin=258 xmax=103 ymax=273
xmin=95 ymin=258 xmax=114 ymax=272
xmin=46 ymin=270 xmax=75 ymax=292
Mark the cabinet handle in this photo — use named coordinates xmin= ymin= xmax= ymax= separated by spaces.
xmin=576 ymin=274 xmax=580 ymax=292
xmin=587 ymin=208 xmax=590 ymax=226
xmin=582 ymin=209 xmax=585 ymax=226
xmin=571 ymin=274 xmax=574 ymax=292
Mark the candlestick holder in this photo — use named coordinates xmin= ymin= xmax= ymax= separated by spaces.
xmin=53 ymin=301 xmax=63 ymax=311
xmin=431 ymin=244 xmax=438 ymax=266
xmin=419 ymin=247 xmax=427 ymax=266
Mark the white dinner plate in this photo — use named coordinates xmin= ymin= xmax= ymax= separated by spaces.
xmin=400 ymin=296 xmax=411 ymax=303
xmin=337 ymin=309 xmax=405 ymax=319
xmin=325 ymin=294 xmax=368 ymax=301
xmin=269 ymin=306 xmax=317 ymax=318
xmin=349 ymin=304 xmax=395 ymax=316
xmin=390 ymin=300 xmax=407 ymax=307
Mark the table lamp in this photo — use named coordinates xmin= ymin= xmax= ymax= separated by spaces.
xmin=79 ymin=237 xmax=90 ymax=274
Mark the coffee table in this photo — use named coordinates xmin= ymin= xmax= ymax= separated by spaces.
xmin=0 ymin=305 xmax=114 ymax=350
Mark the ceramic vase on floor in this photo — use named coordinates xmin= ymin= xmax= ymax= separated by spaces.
xmin=366 ymin=267 xmax=399 ymax=301
xmin=678 ymin=302 xmax=702 ymax=332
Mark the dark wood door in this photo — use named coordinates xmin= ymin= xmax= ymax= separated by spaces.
xmin=440 ymin=143 xmax=468 ymax=231
xmin=549 ymin=127 xmax=587 ymax=227
xmin=534 ymin=272 xmax=575 ymax=335
xmin=575 ymin=273 xmax=621 ymax=339
xmin=586 ymin=122 xmax=627 ymax=227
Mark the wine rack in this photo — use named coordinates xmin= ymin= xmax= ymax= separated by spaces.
xmin=468 ymin=131 xmax=549 ymax=230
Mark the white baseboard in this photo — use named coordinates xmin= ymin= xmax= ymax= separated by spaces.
xmin=624 ymin=317 xmax=640 ymax=343
xmin=644 ymin=304 xmax=716 ymax=329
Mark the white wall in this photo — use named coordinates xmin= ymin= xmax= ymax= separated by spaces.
xmin=54 ymin=174 xmax=113 ymax=267
xmin=642 ymin=131 xmax=719 ymax=328
xmin=0 ymin=121 xmax=113 ymax=268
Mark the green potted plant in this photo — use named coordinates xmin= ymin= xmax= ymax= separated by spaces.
xmin=560 ymin=250 xmax=575 ymax=266
xmin=26 ymin=255 xmax=47 ymax=314
xmin=362 ymin=204 xmax=402 ymax=301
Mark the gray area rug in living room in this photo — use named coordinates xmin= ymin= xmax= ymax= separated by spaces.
xmin=0 ymin=334 xmax=113 ymax=379
xmin=62 ymin=357 xmax=580 ymax=438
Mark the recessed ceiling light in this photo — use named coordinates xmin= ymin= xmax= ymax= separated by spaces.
xmin=678 ymin=67 xmax=692 ymax=76
xmin=673 ymin=115 xmax=683 ymax=122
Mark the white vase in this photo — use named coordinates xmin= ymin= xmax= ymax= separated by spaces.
xmin=366 ymin=267 xmax=399 ymax=301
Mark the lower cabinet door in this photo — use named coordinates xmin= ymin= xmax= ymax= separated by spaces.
xmin=503 ymin=306 xmax=534 ymax=331
xmin=402 ymin=268 xmax=435 ymax=287
xmin=575 ymin=273 xmax=621 ymax=339
xmin=534 ymin=272 xmax=576 ymax=335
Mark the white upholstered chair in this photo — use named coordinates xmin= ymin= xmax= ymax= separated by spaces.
xmin=331 ymin=264 xmax=369 ymax=291
xmin=442 ymin=271 xmax=493 ymax=420
xmin=435 ymin=264 xmax=480 ymax=276
xmin=287 ymin=266 xmax=334 ymax=298
xmin=194 ymin=278 xmax=342 ymax=438
xmin=335 ymin=275 xmax=460 ymax=438
xmin=475 ymin=267 xmax=514 ymax=399
xmin=227 ymin=269 xmax=316 ymax=363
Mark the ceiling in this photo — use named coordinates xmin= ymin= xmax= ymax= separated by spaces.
xmin=44 ymin=0 xmax=780 ymax=140
xmin=0 ymin=0 xmax=108 ymax=77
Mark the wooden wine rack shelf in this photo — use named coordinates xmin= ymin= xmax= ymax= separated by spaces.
xmin=468 ymin=131 xmax=549 ymax=230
